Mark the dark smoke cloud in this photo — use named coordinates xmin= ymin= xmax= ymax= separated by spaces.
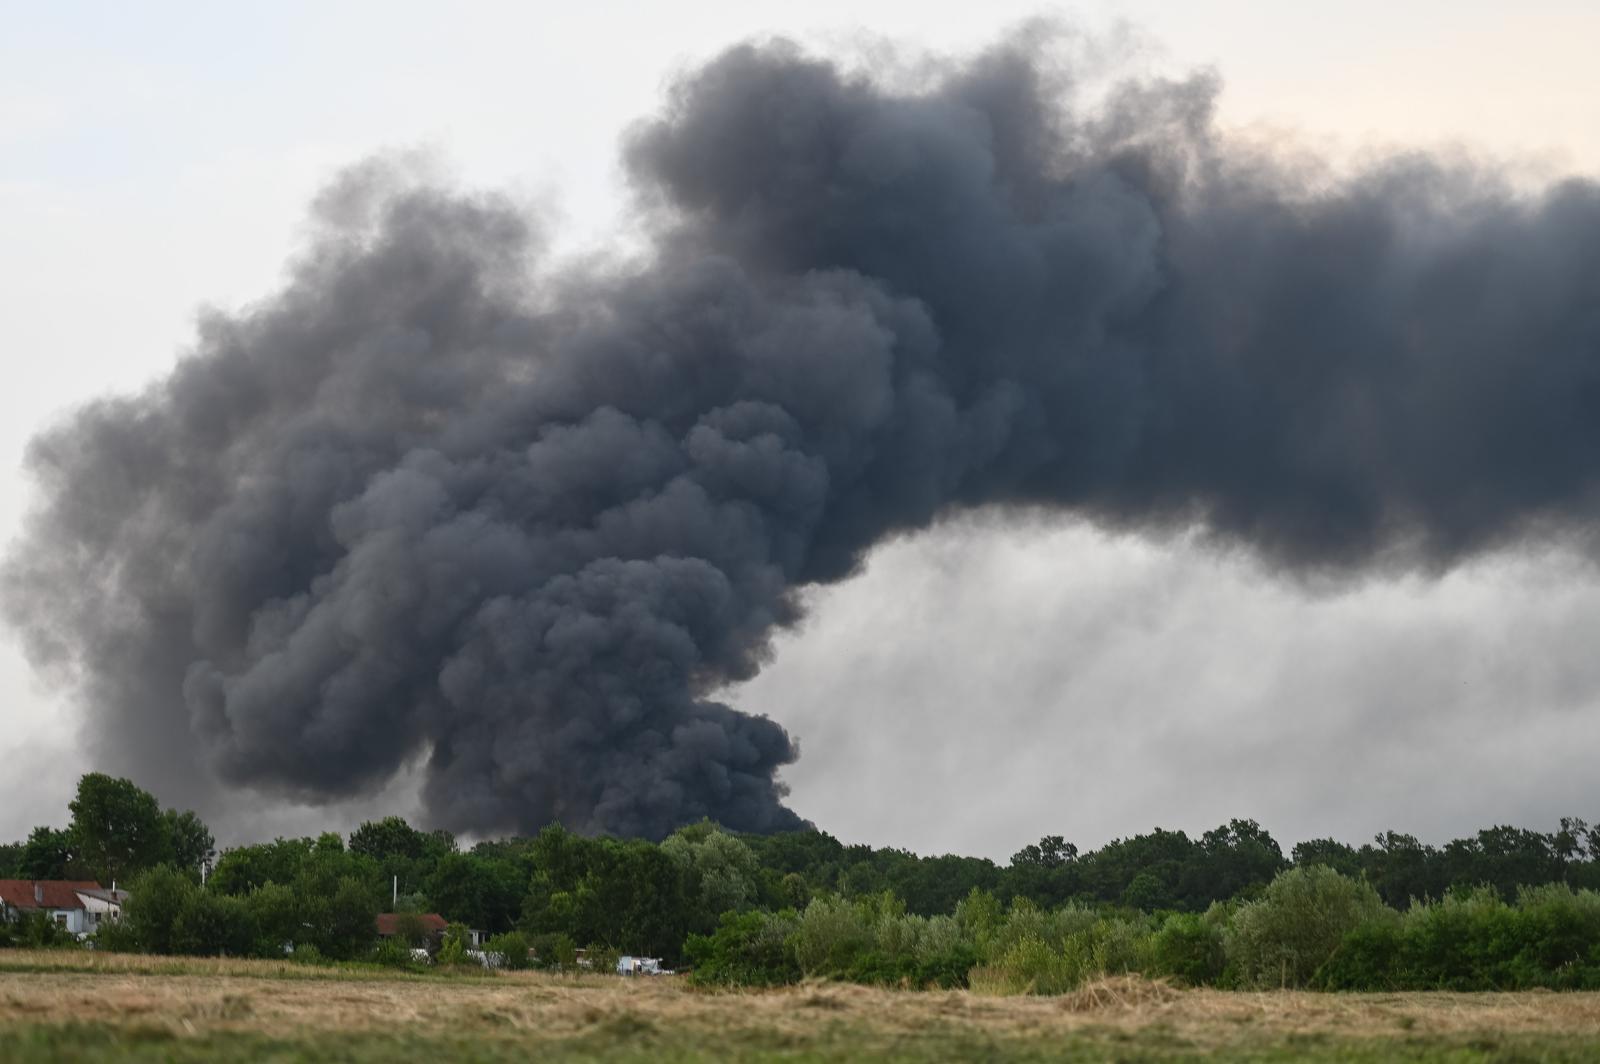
xmin=5 ymin=31 xmax=1599 ymax=837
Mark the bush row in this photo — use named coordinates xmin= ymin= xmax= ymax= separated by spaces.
xmin=685 ymin=866 xmax=1600 ymax=993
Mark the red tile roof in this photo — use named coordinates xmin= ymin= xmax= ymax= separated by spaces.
xmin=0 ymin=880 xmax=105 ymax=911
xmin=375 ymin=912 xmax=448 ymax=937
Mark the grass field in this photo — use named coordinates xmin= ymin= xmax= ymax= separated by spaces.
xmin=3 ymin=950 xmax=1600 ymax=1061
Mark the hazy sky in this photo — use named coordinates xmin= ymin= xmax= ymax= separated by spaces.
xmin=4 ymin=0 xmax=1600 ymax=859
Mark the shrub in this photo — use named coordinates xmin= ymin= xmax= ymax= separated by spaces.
xmin=792 ymin=895 xmax=872 ymax=976
xmin=586 ymin=943 xmax=622 ymax=975
xmin=530 ymin=932 xmax=577 ymax=970
xmin=486 ymin=931 xmax=532 ymax=970
xmin=172 ymin=891 xmax=255 ymax=956
xmin=121 ymin=864 xmax=200 ymax=954
xmin=8 ymin=910 xmax=74 ymax=950
xmin=1313 ymin=921 xmax=1405 ymax=990
xmin=370 ymin=937 xmax=420 ymax=968
xmin=1510 ymin=884 xmax=1600 ymax=988
xmin=317 ymin=877 xmax=380 ymax=960
xmin=288 ymin=943 xmax=329 ymax=966
xmin=436 ymin=922 xmax=470 ymax=967
xmin=1399 ymin=886 xmax=1518 ymax=990
xmin=686 ymin=910 xmax=801 ymax=986
xmin=388 ymin=911 xmax=433 ymax=949
xmin=90 ymin=917 xmax=141 ymax=953
xmin=906 ymin=942 xmax=978 ymax=989
xmin=244 ymin=882 xmax=299 ymax=958
xmin=1091 ymin=917 xmax=1156 ymax=974
xmin=1225 ymin=866 xmax=1391 ymax=988
xmin=1149 ymin=911 xmax=1227 ymax=986
xmin=969 ymin=933 xmax=1087 ymax=995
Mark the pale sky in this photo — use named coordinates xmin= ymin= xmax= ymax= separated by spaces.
xmin=4 ymin=0 xmax=1600 ymax=859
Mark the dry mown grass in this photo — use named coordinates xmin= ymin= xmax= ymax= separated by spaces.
xmin=3 ymin=951 xmax=1600 ymax=1053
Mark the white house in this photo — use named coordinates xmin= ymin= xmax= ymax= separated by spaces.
xmin=0 ymin=880 xmax=128 ymax=937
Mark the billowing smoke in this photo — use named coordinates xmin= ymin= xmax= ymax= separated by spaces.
xmin=5 ymin=32 xmax=1600 ymax=838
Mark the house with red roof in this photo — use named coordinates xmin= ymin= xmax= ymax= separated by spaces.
xmin=375 ymin=911 xmax=449 ymax=945
xmin=0 ymin=880 xmax=129 ymax=937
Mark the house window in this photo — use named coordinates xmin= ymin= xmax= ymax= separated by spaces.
xmin=54 ymin=913 xmax=68 ymax=927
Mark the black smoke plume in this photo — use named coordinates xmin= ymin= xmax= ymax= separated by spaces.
xmin=6 ymin=32 xmax=1600 ymax=837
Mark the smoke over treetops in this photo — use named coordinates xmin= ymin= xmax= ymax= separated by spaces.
xmin=5 ymin=30 xmax=1598 ymax=838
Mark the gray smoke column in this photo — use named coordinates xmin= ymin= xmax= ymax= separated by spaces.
xmin=6 ymin=32 xmax=1600 ymax=837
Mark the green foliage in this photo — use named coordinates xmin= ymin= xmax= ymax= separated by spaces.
xmin=970 ymin=933 xmax=1087 ymax=995
xmin=518 ymin=826 xmax=697 ymax=963
xmin=661 ymin=822 xmax=762 ymax=920
xmin=370 ymin=936 xmax=421 ymax=968
xmin=1293 ymin=838 xmax=1363 ymax=879
xmin=435 ymin=922 xmax=470 ymax=966
xmin=485 ymin=931 xmax=532 ymax=970
xmin=121 ymin=865 xmax=201 ymax=954
xmin=349 ymin=817 xmax=437 ymax=863
xmin=5 ymin=910 xmax=75 ymax=949
xmin=243 ymin=882 xmax=299 ymax=957
xmin=586 ymin=942 xmax=622 ymax=975
xmin=1312 ymin=921 xmax=1405 ymax=990
xmin=388 ymin=911 xmax=432 ymax=948
xmin=209 ymin=838 xmax=313 ymax=896
xmin=69 ymin=774 xmax=166 ymax=884
xmin=171 ymin=891 xmax=254 ymax=956
xmin=309 ymin=877 xmax=381 ymax=961
xmin=162 ymin=810 xmax=216 ymax=880
xmin=792 ymin=894 xmax=875 ymax=975
xmin=89 ymin=915 xmax=142 ymax=953
xmin=1226 ymin=866 xmax=1393 ymax=988
xmin=425 ymin=852 xmax=524 ymax=933
xmin=531 ymin=931 xmax=577 ymax=970
xmin=17 ymin=769 xmax=1600 ymax=998
xmin=19 ymin=826 xmax=79 ymax=880
xmin=288 ymin=943 xmax=329 ymax=966
xmin=1316 ymin=884 xmax=1600 ymax=991
xmin=1148 ymin=910 xmax=1227 ymax=986
xmin=686 ymin=910 xmax=802 ymax=986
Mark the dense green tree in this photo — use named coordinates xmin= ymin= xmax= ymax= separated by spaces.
xmin=1226 ymin=866 xmax=1392 ymax=988
xmin=1292 ymin=838 xmax=1363 ymax=878
xmin=662 ymin=823 xmax=762 ymax=921
xmin=18 ymin=826 xmax=78 ymax=880
xmin=244 ymin=882 xmax=300 ymax=956
xmin=1189 ymin=819 xmax=1287 ymax=902
xmin=1076 ymin=827 xmax=1195 ymax=908
xmin=68 ymin=773 xmax=169 ymax=885
xmin=120 ymin=864 xmax=200 ymax=954
xmin=163 ymin=809 xmax=216 ymax=879
xmin=1358 ymin=832 xmax=1448 ymax=907
xmin=300 ymin=876 xmax=381 ymax=960
xmin=425 ymin=853 xmax=525 ymax=932
xmin=1440 ymin=826 xmax=1563 ymax=899
xmin=209 ymin=838 xmax=314 ymax=896
xmin=740 ymin=829 xmax=848 ymax=890
xmin=172 ymin=891 xmax=255 ymax=956
xmin=1008 ymin=835 xmax=1081 ymax=908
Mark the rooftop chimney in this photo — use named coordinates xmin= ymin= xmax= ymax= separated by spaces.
xmin=34 ymin=882 xmax=43 ymax=905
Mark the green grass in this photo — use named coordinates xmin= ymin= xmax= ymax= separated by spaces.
xmin=0 ymin=951 xmax=504 ymax=983
xmin=4 ymin=1021 xmax=1600 ymax=1062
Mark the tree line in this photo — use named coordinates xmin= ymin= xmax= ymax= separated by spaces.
xmin=7 ymin=773 xmax=1600 ymax=989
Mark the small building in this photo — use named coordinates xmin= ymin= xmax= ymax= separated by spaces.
xmin=375 ymin=912 xmax=449 ymax=946
xmin=0 ymin=880 xmax=128 ymax=937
